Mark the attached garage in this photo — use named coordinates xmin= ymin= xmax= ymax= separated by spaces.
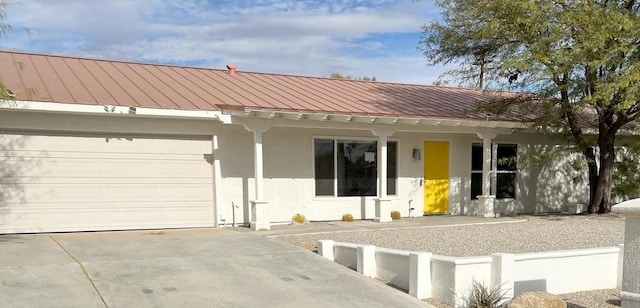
xmin=0 ymin=133 xmax=215 ymax=234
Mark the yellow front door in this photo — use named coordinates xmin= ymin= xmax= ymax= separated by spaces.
xmin=424 ymin=141 xmax=449 ymax=214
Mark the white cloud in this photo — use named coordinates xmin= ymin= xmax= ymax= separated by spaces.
xmin=2 ymin=0 xmax=447 ymax=84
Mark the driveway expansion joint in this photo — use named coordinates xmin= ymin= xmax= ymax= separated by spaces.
xmin=49 ymin=234 xmax=109 ymax=308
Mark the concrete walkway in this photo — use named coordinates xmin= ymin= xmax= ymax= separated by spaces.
xmin=0 ymin=228 xmax=428 ymax=307
xmin=247 ymin=215 xmax=528 ymax=237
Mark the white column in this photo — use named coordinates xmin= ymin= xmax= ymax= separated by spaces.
xmin=476 ymin=133 xmax=497 ymax=218
xmin=379 ymin=133 xmax=388 ymax=199
xmin=372 ymin=129 xmax=394 ymax=222
xmin=357 ymin=245 xmax=376 ymax=278
xmin=491 ymin=253 xmax=515 ymax=302
xmin=244 ymin=123 xmax=270 ymax=231
xmin=613 ymin=199 xmax=640 ymax=308
xmin=409 ymin=252 xmax=432 ymax=299
xmin=482 ymin=137 xmax=492 ymax=196
xmin=317 ymin=240 xmax=335 ymax=261
xmin=253 ymin=129 xmax=264 ymax=200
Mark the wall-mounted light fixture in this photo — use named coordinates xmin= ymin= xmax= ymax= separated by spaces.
xmin=412 ymin=148 xmax=421 ymax=160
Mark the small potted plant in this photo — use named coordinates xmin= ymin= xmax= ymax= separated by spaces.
xmin=291 ymin=213 xmax=308 ymax=226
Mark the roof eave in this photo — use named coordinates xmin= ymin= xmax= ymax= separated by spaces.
xmin=1 ymin=100 xmax=225 ymax=121
xmin=220 ymin=107 xmax=530 ymax=130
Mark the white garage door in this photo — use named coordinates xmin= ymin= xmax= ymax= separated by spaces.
xmin=0 ymin=134 xmax=215 ymax=234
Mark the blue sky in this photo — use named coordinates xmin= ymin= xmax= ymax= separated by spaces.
xmin=1 ymin=0 xmax=447 ymax=84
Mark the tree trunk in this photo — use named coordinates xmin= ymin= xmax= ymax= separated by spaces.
xmin=588 ymin=132 xmax=617 ymax=214
xmin=584 ymin=146 xmax=599 ymax=213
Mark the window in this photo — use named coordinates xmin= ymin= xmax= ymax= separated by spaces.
xmin=314 ymin=138 xmax=398 ymax=197
xmin=470 ymin=143 xmax=517 ymax=199
xmin=471 ymin=144 xmax=483 ymax=200
xmin=495 ymin=144 xmax=517 ymax=199
xmin=314 ymin=139 xmax=335 ymax=196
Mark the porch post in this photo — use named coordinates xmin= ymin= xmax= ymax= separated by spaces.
xmin=372 ymin=129 xmax=394 ymax=222
xmin=244 ymin=123 xmax=270 ymax=231
xmin=476 ymin=133 xmax=497 ymax=218
xmin=612 ymin=199 xmax=640 ymax=308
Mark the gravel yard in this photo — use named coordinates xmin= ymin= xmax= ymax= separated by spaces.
xmin=265 ymin=214 xmax=625 ymax=308
xmin=269 ymin=214 xmax=624 ymax=257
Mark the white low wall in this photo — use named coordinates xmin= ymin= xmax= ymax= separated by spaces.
xmin=317 ymin=240 xmax=624 ymax=306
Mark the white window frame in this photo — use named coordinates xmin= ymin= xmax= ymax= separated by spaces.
xmin=471 ymin=142 xmax=518 ymax=200
xmin=312 ymin=136 xmax=399 ymax=198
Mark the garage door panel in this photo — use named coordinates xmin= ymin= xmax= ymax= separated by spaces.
xmin=4 ymin=155 xmax=211 ymax=178
xmin=0 ymin=134 xmax=215 ymax=234
xmin=0 ymin=202 xmax=214 ymax=234
xmin=8 ymin=183 xmax=212 ymax=204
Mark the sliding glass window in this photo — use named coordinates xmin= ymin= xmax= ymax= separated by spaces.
xmin=314 ymin=138 xmax=398 ymax=197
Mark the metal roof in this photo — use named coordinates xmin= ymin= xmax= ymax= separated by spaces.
xmin=0 ymin=50 xmax=528 ymax=123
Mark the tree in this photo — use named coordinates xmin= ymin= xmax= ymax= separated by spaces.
xmin=330 ymin=72 xmax=377 ymax=81
xmin=0 ymin=1 xmax=28 ymax=100
xmin=420 ymin=0 xmax=640 ymax=213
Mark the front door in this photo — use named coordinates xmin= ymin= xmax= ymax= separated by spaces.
xmin=424 ymin=141 xmax=449 ymax=214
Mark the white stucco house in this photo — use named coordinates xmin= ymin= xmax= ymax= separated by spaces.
xmin=0 ymin=50 xmax=588 ymax=233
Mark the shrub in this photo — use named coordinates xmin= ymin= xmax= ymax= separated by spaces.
xmin=391 ymin=210 xmax=401 ymax=220
xmin=341 ymin=213 xmax=353 ymax=222
xmin=464 ymin=280 xmax=509 ymax=308
xmin=292 ymin=214 xmax=306 ymax=224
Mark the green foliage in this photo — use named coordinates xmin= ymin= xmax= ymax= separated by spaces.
xmin=341 ymin=213 xmax=353 ymax=222
xmin=329 ymin=72 xmax=377 ymax=81
xmin=0 ymin=1 xmax=8 ymax=100
xmin=420 ymin=0 xmax=640 ymax=212
xmin=0 ymin=1 xmax=30 ymax=101
xmin=390 ymin=210 xmax=401 ymax=220
xmin=613 ymin=142 xmax=640 ymax=200
xmin=463 ymin=280 xmax=508 ymax=308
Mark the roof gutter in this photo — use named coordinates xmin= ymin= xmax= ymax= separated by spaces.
xmin=0 ymin=100 xmax=224 ymax=121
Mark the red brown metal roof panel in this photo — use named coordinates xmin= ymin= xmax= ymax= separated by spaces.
xmin=197 ymin=69 xmax=262 ymax=107
xmin=8 ymin=53 xmax=54 ymax=102
xmin=141 ymin=64 xmax=210 ymax=110
xmin=78 ymin=60 xmax=136 ymax=106
xmin=0 ymin=50 xmax=533 ymax=122
xmin=127 ymin=63 xmax=194 ymax=109
xmin=93 ymin=61 xmax=159 ymax=107
xmin=252 ymin=73 xmax=327 ymax=111
xmin=48 ymin=57 xmax=96 ymax=104
xmin=216 ymin=72 xmax=282 ymax=109
xmin=284 ymin=76 xmax=366 ymax=113
xmin=238 ymin=73 xmax=309 ymax=110
xmin=29 ymin=55 xmax=77 ymax=103
xmin=113 ymin=63 xmax=178 ymax=109
xmin=173 ymin=67 xmax=233 ymax=108
xmin=194 ymin=69 xmax=258 ymax=107
xmin=302 ymin=76 xmax=371 ymax=113
xmin=158 ymin=66 xmax=220 ymax=110
xmin=342 ymin=81 xmax=416 ymax=116
xmin=296 ymin=77 xmax=365 ymax=113
xmin=0 ymin=53 xmax=32 ymax=100
xmin=60 ymin=58 xmax=116 ymax=105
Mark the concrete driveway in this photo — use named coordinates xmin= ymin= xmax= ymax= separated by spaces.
xmin=0 ymin=228 xmax=428 ymax=307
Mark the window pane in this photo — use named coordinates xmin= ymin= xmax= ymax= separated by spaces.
xmin=497 ymin=144 xmax=517 ymax=171
xmin=471 ymin=143 xmax=483 ymax=171
xmin=496 ymin=173 xmax=516 ymax=199
xmin=337 ymin=140 xmax=377 ymax=196
xmin=471 ymin=173 xmax=482 ymax=200
xmin=387 ymin=141 xmax=397 ymax=195
xmin=314 ymin=139 xmax=334 ymax=196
